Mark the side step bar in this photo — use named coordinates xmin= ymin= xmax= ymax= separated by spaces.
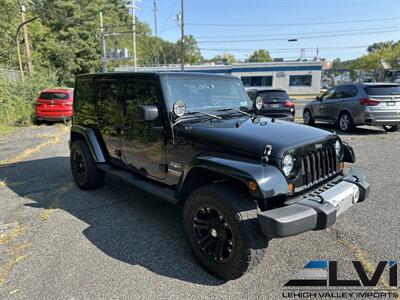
xmin=97 ymin=164 xmax=179 ymax=205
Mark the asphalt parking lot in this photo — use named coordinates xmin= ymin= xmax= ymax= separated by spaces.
xmin=0 ymin=119 xmax=399 ymax=299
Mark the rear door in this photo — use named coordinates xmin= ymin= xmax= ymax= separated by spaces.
xmin=96 ymin=79 xmax=122 ymax=161
xmin=322 ymin=85 xmax=358 ymax=122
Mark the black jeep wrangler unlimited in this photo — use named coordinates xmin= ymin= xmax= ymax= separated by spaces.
xmin=70 ymin=72 xmax=369 ymax=280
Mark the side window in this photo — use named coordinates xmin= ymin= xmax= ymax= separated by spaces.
xmin=321 ymin=87 xmax=336 ymax=100
xmin=331 ymin=86 xmax=347 ymax=99
xmin=346 ymin=86 xmax=358 ymax=97
xmin=74 ymin=79 xmax=95 ymax=115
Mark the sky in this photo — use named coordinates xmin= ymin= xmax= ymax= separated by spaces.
xmin=135 ymin=0 xmax=400 ymax=61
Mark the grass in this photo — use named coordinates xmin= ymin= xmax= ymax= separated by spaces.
xmin=0 ymin=124 xmax=14 ymax=136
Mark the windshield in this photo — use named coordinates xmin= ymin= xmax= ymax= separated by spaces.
xmin=162 ymin=76 xmax=252 ymax=113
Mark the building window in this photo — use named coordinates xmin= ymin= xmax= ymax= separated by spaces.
xmin=289 ymin=75 xmax=312 ymax=86
xmin=241 ymin=76 xmax=273 ymax=87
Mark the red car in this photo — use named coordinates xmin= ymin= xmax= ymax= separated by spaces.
xmin=35 ymin=88 xmax=74 ymax=123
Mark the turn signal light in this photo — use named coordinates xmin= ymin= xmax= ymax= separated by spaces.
xmin=288 ymin=183 xmax=295 ymax=193
xmin=248 ymin=181 xmax=257 ymax=191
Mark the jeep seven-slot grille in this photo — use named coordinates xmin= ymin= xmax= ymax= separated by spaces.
xmin=298 ymin=145 xmax=338 ymax=187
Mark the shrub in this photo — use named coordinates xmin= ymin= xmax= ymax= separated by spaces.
xmin=0 ymin=73 xmax=57 ymax=126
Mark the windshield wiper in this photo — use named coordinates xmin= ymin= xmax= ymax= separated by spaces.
xmin=217 ymin=108 xmax=252 ymax=116
xmin=185 ymin=111 xmax=222 ymax=119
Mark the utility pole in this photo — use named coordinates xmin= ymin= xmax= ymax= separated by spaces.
xmin=19 ymin=1 xmax=33 ymax=74
xmin=99 ymin=12 xmax=107 ymax=72
xmin=131 ymin=0 xmax=137 ymax=72
xmin=180 ymin=0 xmax=184 ymax=71
xmin=153 ymin=0 xmax=158 ymax=37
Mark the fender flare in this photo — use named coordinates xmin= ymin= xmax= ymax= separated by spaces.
xmin=70 ymin=125 xmax=106 ymax=163
xmin=342 ymin=141 xmax=356 ymax=163
xmin=176 ymin=153 xmax=289 ymax=200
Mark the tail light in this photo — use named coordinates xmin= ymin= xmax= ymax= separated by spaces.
xmin=360 ymin=98 xmax=380 ymax=106
xmin=284 ymin=101 xmax=295 ymax=108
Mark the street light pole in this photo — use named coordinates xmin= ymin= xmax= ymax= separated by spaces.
xmin=180 ymin=0 xmax=185 ymax=71
xmin=16 ymin=16 xmax=38 ymax=81
xmin=99 ymin=12 xmax=107 ymax=72
xmin=19 ymin=1 xmax=33 ymax=74
xmin=132 ymin=0 xmax=137 ymax=72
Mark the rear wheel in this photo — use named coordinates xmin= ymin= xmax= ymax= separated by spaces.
xmin=303 ymin=109 xmax=314 ymax=126
xmin=338 ymin=112 xmax=353 ymax=132
xmin=70 ymin=140 xmax=105 ymax=190
xmin=383 ymin=125 xmax=398 ymax=132
xmin=182 ymin=182 xmax=267 ymax=280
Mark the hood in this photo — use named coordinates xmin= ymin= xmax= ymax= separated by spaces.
xmin=176 ymin=116 xmax=337 ymax=158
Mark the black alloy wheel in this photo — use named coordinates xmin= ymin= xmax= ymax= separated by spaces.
xmin=192 ymin=206 xmax=234 ymax=263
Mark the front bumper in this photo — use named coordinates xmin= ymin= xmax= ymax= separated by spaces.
xmin=257 ymin=167 xmax=369 ymax=238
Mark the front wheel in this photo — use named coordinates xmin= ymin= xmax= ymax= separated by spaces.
xmin=303 ymin=110 xmax=314 ymax=126
xmin=383 ymin=125 xmax=398 ymax=132
xmin=182 ymin=182 xmax=267 ymax=280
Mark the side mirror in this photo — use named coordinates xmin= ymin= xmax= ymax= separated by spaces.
xmin=138 ymin=105 xmax=158 ymax=122
xmin=316 ymin=96 xmax=322 ymax=101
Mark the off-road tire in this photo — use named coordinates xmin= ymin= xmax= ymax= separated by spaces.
xmin=303 ymin=109 xmax=315 ymax=126
xmin=70 ymin=140 xmax=105 ymax=190
xmin=383 ymin=125 xmax=398 ymax=132
xmin=182 ymin=182 xmax=267 ymax=280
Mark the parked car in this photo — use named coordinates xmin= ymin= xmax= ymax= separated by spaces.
xmin=35 ymin=88 xmax=74 ymax=123
xmin=70 ymin=72 xmax=369 ymax=280
xmin=246 ymin=88 xmax=295 ymax=121
xmin=303 ymin=83 xmax=400 ymax=132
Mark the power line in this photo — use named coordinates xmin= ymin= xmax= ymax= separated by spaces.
xmin=187 ymin=16 xmax=399 ymax=27
xmin=195 ymin=26 xmax=400 ymax=39
xmin=159 ymin=0 xmax=179 ymax=33
xmin=199 ymin=45 xmax=371 ymax=53
xmin=196 ymin=29 xmax=400 ymax=44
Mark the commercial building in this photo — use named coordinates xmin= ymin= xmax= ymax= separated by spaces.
xmin=116 ymin=61 xmax=323 ymax=95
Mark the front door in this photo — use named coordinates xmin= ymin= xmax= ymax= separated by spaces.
xmin=121 ymin=79 xmax=167 ymax=180
xmin=96 ymin=79 xmax=122 ymax=161
xmin=316 ymin=87 xmax=337 ymax=121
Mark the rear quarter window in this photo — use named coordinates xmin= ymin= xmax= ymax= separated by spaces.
xmin=74 ymin=79 xmax=95 ymax=115
xmin=365 ymin=85 xmax=400 ymax=95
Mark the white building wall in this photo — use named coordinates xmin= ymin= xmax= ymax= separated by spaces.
xmin=232 ymin=69 xmax=321 ymax=95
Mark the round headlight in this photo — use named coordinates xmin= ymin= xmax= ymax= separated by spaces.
xmin=173 ymin=100 xmax=186 ymax=117
xmin=255 ymin=96 xmax=263 ymax=111
xmin=282 ymin=154 xmax=294 ymax=177
xmin=335 ymin=140 xmax=342 ymax=157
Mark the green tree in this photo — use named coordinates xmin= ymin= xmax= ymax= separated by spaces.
xmin=248 ymin=49 xmax=272 ymax=62
xmin=209 ymin=53 xmax=237 ymax=64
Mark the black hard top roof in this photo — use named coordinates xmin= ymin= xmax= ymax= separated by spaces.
xmin=76 ymin=71 xmax=236 ymax=80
